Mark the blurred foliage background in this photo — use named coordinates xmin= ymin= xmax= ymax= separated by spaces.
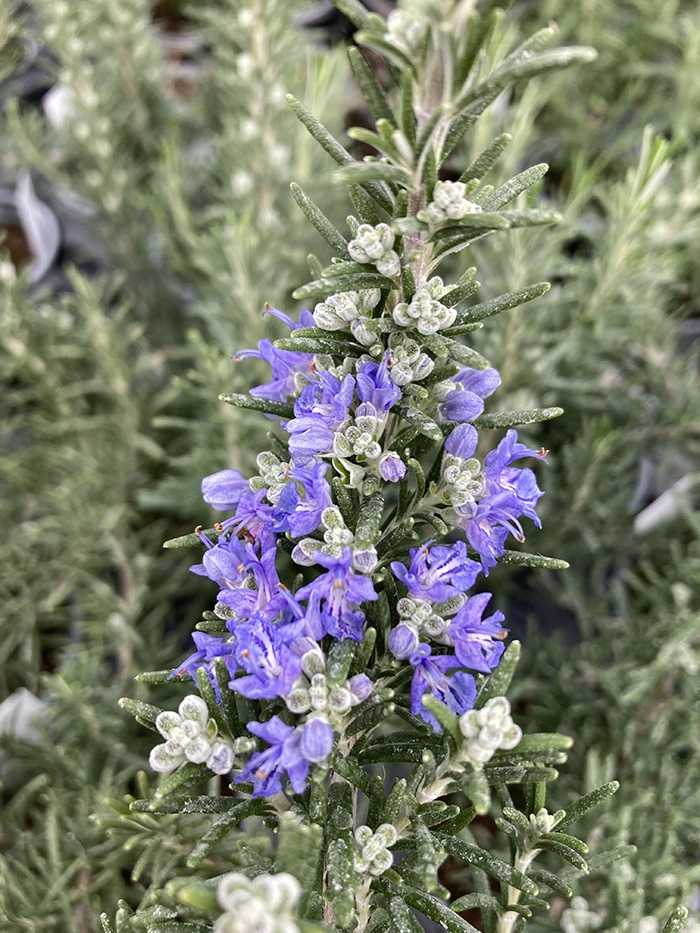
xmin=0 ymin=0 xmax=698 ymax=930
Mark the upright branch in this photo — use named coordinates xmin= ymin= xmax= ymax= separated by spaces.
xmin=112 ymin=6 xmax=679 ymax=933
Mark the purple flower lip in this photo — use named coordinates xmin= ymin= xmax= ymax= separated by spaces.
xmin=391 ymin=541 xmax=479 ymax=603
xmin=440 ymin=388 xmax=485 ymax=423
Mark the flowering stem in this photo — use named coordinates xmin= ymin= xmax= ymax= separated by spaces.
xmin=498 ymin=847 xmax=539 ymax=933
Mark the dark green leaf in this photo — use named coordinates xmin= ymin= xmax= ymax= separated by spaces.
xmin=291 ymin=183 xmax=350 ymax=257
xmin=471 ymin=407 xmax=563 ymax=429
xmin=219 ymin=393 xmax=294 ymax=418
xmin=556 ymin=781 xmax=620 ymax=830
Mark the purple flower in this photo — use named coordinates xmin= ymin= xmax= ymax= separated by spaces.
xmin=286 ymin=415 xmax=336 ymax=464
xmin=238 ymin=717 xmax=310 ymax=796
xmin=201 ymin=470 xmax=251 ymax=511
xmin=220 ymin=489 xmax=276 ymax=543
xmin=277 ymin=588 xmax=332 ymax=643
xmin=453 ymin=431 xmax=547 ymax=570
xmin=273 ymin=463 xmax=332 ymax=537
xmin=391 ymin=541 xmax=480 ymax=603
xmin=440 ymin=389 xmax=485 ymax=423
xmin=217 ymin=541 xmax=287 ymax=620
xmin=356 ymin=353 xmax=401 ymax=412
xmin=409 ymin=644 xmax=477 ymax=731
xmin=262 ymin=306 xmax=315 ymax=331
xmin=444 ymin=423 xmax=478 ymax=459
xmin=348 ymin=674 xmax=373 ymax=704
xmin=300 ymin=717 xmax=334 ymax=763
xmin=483 ymin=430 xmax=546 ymax=524
xmin=294 ymin=371 xmax=356 ymax=423
xmin=287 ymin=372 xmax=356 ymax=464
xmin=189 ymin=534 xmax=248 ymax=590
xmin=388 ymin=623 xmax=419 ymax=660
xmin=173 ymin=631 xmax=236 ymax=698
xmin=379 ymin=451 xmax=406 ymax=482
xmin=295 ymin=548 xmax=378 ymax=642
xmin=230 ymin=617 xmax=302 ymax=699
xmin=236 ymin=339 xmax=315 ymax=402
xmin=233 ymin=308 xmax=315 ymax=403
xmin=454 ymin=367 xmax=501 ymax=399
xmin=456 ymin=494 xmax=522 ymax=572
xmin=446 ymin=592 xmax=507 ymax=673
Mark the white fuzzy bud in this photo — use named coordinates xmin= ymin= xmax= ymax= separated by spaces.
xmin=457 ymin=697 xmax=522 ymax=766
xmin=286 ymin=687 xmax=312 ymax=714
xmin=150 ymin=695 xmax=235 ymax=775
xmin=328 ymin=686 xmax=353 ymax=713
xmin=353 ymin=824 xmax=397 ymax=877
xmin=529 ymin=807 xmax=556 ymax=834
xmin=348 ymin=224 xmax=400 ymax=277
xmin=302 ymin=648 xmax=326 ymax=677
xmin=423 ymin=180 xmax=483 ymax=225
xmin=392 ymin=278 xmax=456 ymax=335
xmin=314 ymin=292 xmax=361 ymax=330
xmin=216 ymin=872 xmax=301 ymax=933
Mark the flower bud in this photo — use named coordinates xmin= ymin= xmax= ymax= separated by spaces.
xmin=352 ymin=547 xmax=379 ymax=573
xmin=300 ymin=717 xmax=333 ymax=763
xmin=301 ymin=648 xmax=326 ymax=677
xmin=347 ymin=673 xmax=373 ymax=704
xmin=388 ymin=623 xmax=420 ymax=660
xmin=379 ymin=451 xmax=407 ymax=482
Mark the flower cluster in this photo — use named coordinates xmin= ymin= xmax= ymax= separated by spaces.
xmin=457 ymin=697 xmax=523 ymax=765
xmin=348 ymin=223 xmax=401 ymax=277
xmin=419 ymin=180 xmax=483 ymax=226
xmin=215 ymin=872 xmax=301 ymax=933
xmin=393 ymin=277 xmax=456 ymax=335
xmin=148 ymin=159 xmax=548 ymax=798
xmin=353 ymin=824 xmax=398 ymax=876
xmin=149 ymin=695 xmax=250 ymax=775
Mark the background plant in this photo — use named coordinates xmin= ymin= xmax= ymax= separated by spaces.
xmin=0 ymin=0 xmax=699 ymax=931
xmin=104 ymin=3 xmax=689 ymax=933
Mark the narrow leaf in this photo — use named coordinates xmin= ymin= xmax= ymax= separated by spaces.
xmin=394 ymin=404 xmax=443 ymax=441
xmin=495 ymin=550 xmax=570 ymax=571
xmin=334 ymin=162 xmax=409 ymax=186
xmin=293 ymin=273 xmax=395 ymax=299
xmin=663 ymin=908 xmax=689 ymax=933
xmin=219 ymin=393 xmax=294 ymax=418
xmin=556 ymin=781 xmax=620 ymax=830
xmin=163 ymin=527 xmax=218 ymax=549
xmin=348 ymin=47 xmax=395 ymax=125
xmin=187 ymin=800 xmax=272 ymax=867
xmin=459 ymin=133 xmax=512 ymax=183
xmin=291 ymin=183 xmax=350 ymax=257
xmin=471 ymin=407 xmax=563 ymax=429
xmin=536 ymin=839 xmax=588 ymax=871
xmin=436 ymin=835 xmax=539 ymax=896
xmin=450 ymin=282 xmax=550 ymax=326
xmin=476 ymin=641 xmax=521 ymax=707
xmin=355 ymin=492 xmax=386 ymax=548
xmin=275 ymin=336 xmax=365 ymax=357
xmin=483 ymin=165 xmax=548 ymax=210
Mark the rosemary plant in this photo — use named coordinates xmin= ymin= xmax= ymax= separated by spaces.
xmin=113 ymin=3 xmax=690 ymax=933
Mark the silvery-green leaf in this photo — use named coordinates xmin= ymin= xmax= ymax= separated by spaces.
xmin=15 ymin=171 xmax=61 ymax=285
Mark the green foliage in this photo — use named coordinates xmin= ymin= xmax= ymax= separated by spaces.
xmin=1 ymin=0 xmax=699 ymax=931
